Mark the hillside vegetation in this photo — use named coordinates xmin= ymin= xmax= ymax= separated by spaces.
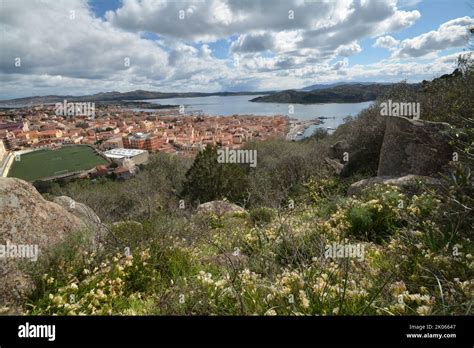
xmin=24 ymin=56 xmax=473 ymax=316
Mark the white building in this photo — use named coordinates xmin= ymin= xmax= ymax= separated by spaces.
xmin=103 ymin=148 xmax=149 ymax=166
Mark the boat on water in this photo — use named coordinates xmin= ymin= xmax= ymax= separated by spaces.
xmin=317 ymin=116 xmax=336 ymax=119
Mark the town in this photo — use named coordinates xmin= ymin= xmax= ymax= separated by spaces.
xmin=0 ymin=103 xmax=289 ymax=181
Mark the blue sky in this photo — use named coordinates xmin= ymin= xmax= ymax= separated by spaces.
xmin=0 ymin=0 xmax=473 ymax=98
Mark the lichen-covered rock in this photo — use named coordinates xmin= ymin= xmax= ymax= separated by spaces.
xmin=347 ymin=175 xmax=442 ymax=197
xmin=324 ymin=157 xmax=344 ymax=176
xmin=0 ymin=177 xmax=98 ymax=314
xmin=53 ymin=196 xmax=102 ymax=228
xmin=197 ymin=200 xmax=246 ymax=216
xmin=378 ymin=116 xmax=452 ymax=177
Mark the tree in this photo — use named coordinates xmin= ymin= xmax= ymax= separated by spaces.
xmin=181 ymin=145 xmax=249 ymax=206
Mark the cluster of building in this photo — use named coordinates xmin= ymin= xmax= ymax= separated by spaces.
xmin=0 ymin=104 xmax=288 ymax=154
xmin=0 ymin=103 xmax=289 ymax=180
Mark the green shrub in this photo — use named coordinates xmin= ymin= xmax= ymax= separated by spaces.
xmin=345 ymin=185 xmax=405 ymax=242
xmin=249 ymin=207 xmax=276 ymax=226
xmin=347 ymin=206 xmax=374 ymax=239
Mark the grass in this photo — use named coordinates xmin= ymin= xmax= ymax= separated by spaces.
xmin=8 ymin=145 xmax=107 ymax=181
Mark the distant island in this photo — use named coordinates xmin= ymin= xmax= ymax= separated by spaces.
xmin=251 ymin=83 xmax=421 ymax=104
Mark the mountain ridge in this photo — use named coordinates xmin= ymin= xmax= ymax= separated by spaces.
xmin=251 ymin=83 xmax=421 ymax=104
xmin=0 ymin=90 xmax=276 ymax=106
xmin=301 ymin=81 xmax=393 ymax=91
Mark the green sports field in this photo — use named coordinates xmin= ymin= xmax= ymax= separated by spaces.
xmin=8 ymin=146 xmax=108 ymax=181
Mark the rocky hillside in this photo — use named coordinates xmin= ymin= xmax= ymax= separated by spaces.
xmin=0 ymin=178 xmax=102 ymax=314
xmin=0 ymin=111 xmax=471 ymax=316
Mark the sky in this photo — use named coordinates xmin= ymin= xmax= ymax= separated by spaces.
xmin=0 ymin=0 xmax=473 ymax=99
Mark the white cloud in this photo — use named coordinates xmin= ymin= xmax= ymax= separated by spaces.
xmin=336 ymin=42 xmax=362 ymax=56
xmin=0 ymin=0 xmax=468 ymax=98
xmin=374 ymin=35 xmax=400 ymax=49
xmin=332 ymin=58 xmax=349 ymax=70
xmin=393 ymin=16 xmax=474 ymax=58
xmin=0 ymin=0 xmax=236 ymax=96
xmin=297 ymin=1 xmax=419 ymax=48
xmin=0 ymin=0 xmax=170 ymax=80
xmin=107 ymin=0 xmax=419 ymax=54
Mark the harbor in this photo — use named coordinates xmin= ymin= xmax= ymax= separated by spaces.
xmin=286 ymin=118 xmax=324 ymax=140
